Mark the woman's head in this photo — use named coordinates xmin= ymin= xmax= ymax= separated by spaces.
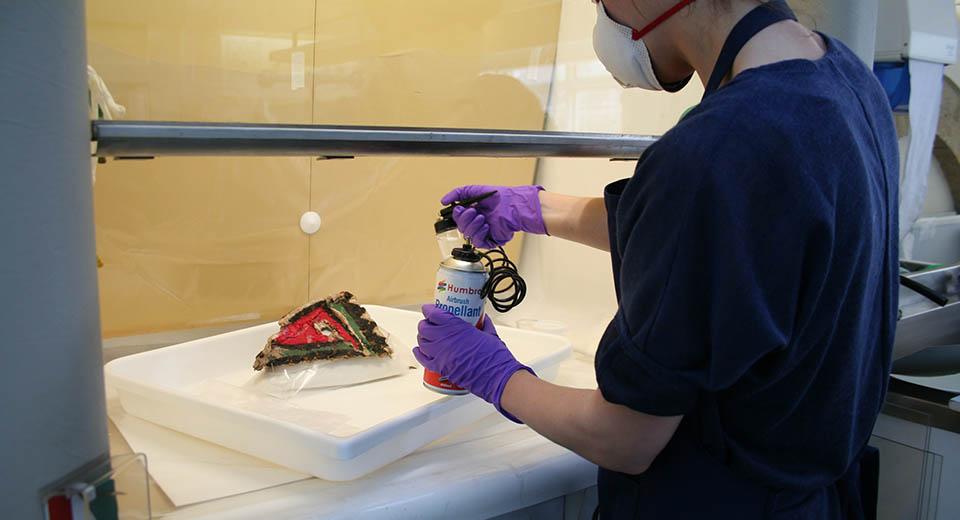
xmin=592 ymin=0 xmax=701 ymax=90
xmin=592 ymin=0 xmax=767 ymax=90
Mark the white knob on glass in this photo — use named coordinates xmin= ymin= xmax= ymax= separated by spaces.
xmin=300 ymin=211 xmax=322 ymax=235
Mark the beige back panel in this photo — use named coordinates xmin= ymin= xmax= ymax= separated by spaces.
xmin=87 ymin=1 xmax=560 ymax=336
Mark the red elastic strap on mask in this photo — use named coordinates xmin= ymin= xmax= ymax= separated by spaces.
xmin=632 ymin=0 xmax=696 ymax=40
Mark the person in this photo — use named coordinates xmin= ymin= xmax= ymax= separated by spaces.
xmin=413 ymin=0 xmax=898 ymax=518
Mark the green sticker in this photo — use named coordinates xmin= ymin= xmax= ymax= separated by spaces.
xmin=679 ymin=105 xmax=698 ymax=123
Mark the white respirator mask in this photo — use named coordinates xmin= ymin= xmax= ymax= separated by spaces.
xmin=592 ymin=0 xmax=694 ymax=92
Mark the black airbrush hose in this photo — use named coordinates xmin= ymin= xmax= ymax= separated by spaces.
xmin=478 ymin=247 xmax=527 ymax=313
xmin=437 ymin=190 xmax=528 ymax=312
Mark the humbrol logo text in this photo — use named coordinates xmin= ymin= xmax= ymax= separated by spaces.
xmin=440 ymin=282 xmax=482 ymax=296
xmin=435 ymin=265 xmax=486 ymax=325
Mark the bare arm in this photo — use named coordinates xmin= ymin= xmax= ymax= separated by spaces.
xmin=539 ymin=192 xmax=610 ymax=252
xmin=500 ymin=370 xmax=681 ymax=474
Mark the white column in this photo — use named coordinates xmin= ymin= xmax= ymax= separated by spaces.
xmin=0 ymin=1 xmax=109 ymax=518
xmin=818 ymin=0 xmax=879 ymax=66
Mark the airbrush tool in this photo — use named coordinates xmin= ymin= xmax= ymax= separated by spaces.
xmin=425 ymin=190 xmax=526 ymax=394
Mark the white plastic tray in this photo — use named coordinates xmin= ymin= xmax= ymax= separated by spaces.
xmin=105 ymin=305 xmax=571 ymax=481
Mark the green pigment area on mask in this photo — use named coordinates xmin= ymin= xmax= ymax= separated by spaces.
xmin=328 ymin=301 xmax=372 ymax=350
xmin=277 ymin=343 xmax=357 ymax=358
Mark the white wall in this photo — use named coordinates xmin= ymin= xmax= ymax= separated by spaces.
xmin=505 ymin=0 xmax=703 ymax=355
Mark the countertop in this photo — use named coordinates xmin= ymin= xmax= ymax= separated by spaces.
xmin=108 ymin=354 xmax=600 ymax=519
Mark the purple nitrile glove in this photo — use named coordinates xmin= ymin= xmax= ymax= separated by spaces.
xmin=441 ymin=185 xmax=547 ymax=249
xmin=413 ymin=304 xmax=535 ymax=423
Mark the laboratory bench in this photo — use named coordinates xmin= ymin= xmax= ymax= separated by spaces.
xmin=886 ymin=378 xmax=960 ymax=434
xmin=106 ymin=353 xmax=602 ymax=520
xmin=871 ymin=379 xmax=960 ymax=520
xmin=104 ymin=347 xmax=960 ymax=519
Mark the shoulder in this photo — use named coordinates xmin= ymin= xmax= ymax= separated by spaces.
xmin=639 ymin=105 xmax=760 ymax=176
xmin=636 ymin=98 xmax=800 ymax=193
xmin=622 ymin=99 xmax=834 ymax=237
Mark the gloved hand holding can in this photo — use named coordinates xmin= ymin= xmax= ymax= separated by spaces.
xmin=413 ymin=304 xmax=535 ymax=423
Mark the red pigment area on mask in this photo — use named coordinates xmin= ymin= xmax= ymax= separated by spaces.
xmin=274 ymin=306 xmax=359 ymax=351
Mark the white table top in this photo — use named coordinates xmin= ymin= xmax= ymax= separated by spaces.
xmin=146 ymin=354 xmax=600 ymax=519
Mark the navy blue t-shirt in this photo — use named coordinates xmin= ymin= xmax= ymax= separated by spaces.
xmin=595 ymin=35 xmax=898 ymax=518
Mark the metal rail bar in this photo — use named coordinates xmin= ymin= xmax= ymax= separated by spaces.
xmin=92 ymin=121 xmax=657 ymax=159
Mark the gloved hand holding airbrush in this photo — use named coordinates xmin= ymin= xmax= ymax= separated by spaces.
xmin=441 ymin=185 xmax=548 ymax=249
xmin=441 ymin=185 xmax=611 ymax=252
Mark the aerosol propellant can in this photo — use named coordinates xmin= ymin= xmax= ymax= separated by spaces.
xmin=424 ymin=244 xmax=488 ymax=395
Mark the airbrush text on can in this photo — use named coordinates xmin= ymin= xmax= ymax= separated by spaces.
xmin=424 ymin=250 xmax=488 ymax=395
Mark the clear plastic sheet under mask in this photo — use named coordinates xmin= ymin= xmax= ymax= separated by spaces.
xmin=217 ymin=333 xmax=417 ymax=399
